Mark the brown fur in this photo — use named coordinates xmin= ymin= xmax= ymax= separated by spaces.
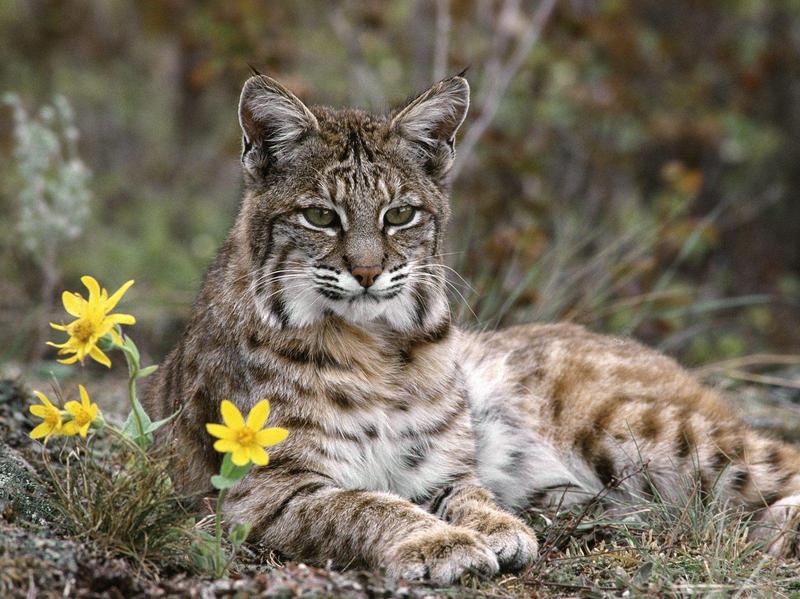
xmin=146 ymin=75 xmax=800 ymax=583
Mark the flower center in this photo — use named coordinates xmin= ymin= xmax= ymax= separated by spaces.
xmin=45 ymin=407 xmax=60 ymax=426
xmin=70 ymin=318 xmax=96 ymax=343
xmin=74 ymin=408 xmax=91 ymax=427
xmin=236 ymin=427 xmax=256 ymax=446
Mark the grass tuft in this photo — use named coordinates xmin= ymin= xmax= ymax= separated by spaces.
xmin=476 ymin=473 xmax=800 ymax=597
xmin=40 ymin=435 xmax=194 ymax=574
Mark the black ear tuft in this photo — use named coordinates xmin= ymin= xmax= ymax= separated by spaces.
xmin=390 ymin=76 xmax=470 ymax=185
xmin=238 ymin=74 xmax=319 ymax=175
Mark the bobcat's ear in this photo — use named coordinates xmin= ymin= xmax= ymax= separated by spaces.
xmin=238 ymin=75 xmax=319 ymax=173
xmin=390 ymin=76 xmax=470 ymax=185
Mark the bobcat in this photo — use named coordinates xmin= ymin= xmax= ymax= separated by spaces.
xmin=146 ymin=73 xmax=800 ymax=583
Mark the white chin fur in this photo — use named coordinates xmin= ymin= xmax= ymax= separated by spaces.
xmin=256 ymin=262 xmax=446 ymax=332
xmin=286 ymin=287 xmax=420 ymax=331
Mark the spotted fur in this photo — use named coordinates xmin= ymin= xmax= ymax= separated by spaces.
xmin=146 ymin=74 xmax=800 ymax=583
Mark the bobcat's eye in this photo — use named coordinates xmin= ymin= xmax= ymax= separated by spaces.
xmin=303 ymin=207 xmax=337 ymax=228
xmin=384 ymin=206 xmax=416 ymax=227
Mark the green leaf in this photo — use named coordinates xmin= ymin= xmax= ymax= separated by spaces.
xmin=210 ymin=474 xmax=239 ymax=490
xmin=220 ymin=452 xmax=234 ymax=476
xmin=195 ymin=530 xmax=215 ymax=543
xmin=190 ymin=552 xmax=208 ymax=569
xmin=135 ymin=364 xmax=159 ymax=379
xmin=121 ymin=335 xmax=140 ymax=367
xmin=143 ymin=409 xmax=179 ymax=435
xmin=220 ymin=453 xmax=251 ymax=480
xmin=229 ymin=522 xmax=252 ymax=546
xmin=122 ymin=395 xmax=155 ymax=447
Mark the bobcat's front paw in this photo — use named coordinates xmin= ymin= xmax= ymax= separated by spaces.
xmin=752 ymin=494 xmax=800 ymax=557
xmin=468 ymin=510 xmax=539 ymax=571
xmin=384 ymin=525 xmax=499 ymax=584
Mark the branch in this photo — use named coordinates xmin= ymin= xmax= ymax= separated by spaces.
xmin=431 ymin=0 xmax=452 ymax=82
xmin=451 ymin=0 xmax=558 ymax=180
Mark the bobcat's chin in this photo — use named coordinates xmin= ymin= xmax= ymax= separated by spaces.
xmin=322 ymin=287 xmax=419 ymax=330
xmin=262 ymin=275 xmax=414 ymax=331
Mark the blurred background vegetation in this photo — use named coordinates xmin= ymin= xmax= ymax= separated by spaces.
xmin=1 ymin=0 xmax=799 ymax=377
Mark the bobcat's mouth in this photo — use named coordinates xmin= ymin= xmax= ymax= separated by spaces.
xmin=349 ymin=289 xmax=383 ymax=303
xmin=314 ymin=283 xmax=399 ymax=304
xmin=310 ymin=264 xmax=408 ymax=304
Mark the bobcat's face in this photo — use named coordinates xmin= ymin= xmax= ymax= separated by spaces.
xmin=237 ymin=75 xmax=469 ymax=332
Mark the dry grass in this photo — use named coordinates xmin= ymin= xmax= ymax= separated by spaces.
xmin=465 ymin=474 xmax=800 ymax=598
xmin=39 ymin=435 xmax=195 ymax=575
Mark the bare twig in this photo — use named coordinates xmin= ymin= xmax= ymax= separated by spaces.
xmin=432 ymin=0 xmax=452 ymax=81
xmin=719 ymin=370 xmax=800 ymax=390
xmin=694 ymin=353 xmax=800 ymax=389
xmin=694 ymin=353 xmax=800 ymax=377
xmin=452 ymin=0 xmax=558 ymax=180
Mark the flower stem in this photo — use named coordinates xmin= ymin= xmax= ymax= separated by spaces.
xmin=117 ymin=334 xmax=146 ymax=444
xmin=106 ymin=424 xmax=148 ymax=461
xmin=215 ymin=489 xmax=227 ymax=578
xmin=127 ymin=362 xmax=146 ymax=442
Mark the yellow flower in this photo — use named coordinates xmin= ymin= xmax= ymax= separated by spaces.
xmin=62 ymin=385 xmax=100 ymax=438
xmin=206 ymin=400 xmax=288 ymax=467
xmin=48 ymin=275 xmax=135 ymax=368
xmin=29 ymin=391 xmax=63 ymax=440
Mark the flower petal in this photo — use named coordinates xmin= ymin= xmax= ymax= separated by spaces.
xmin=33 ymin=392 xmax=54 ymax=408
xmin=220 ymin=400 xmax=244 ymax=429
xmin=206 ymin=423 xmax=236 ymax=440
xmin=57 ymin=354 xmax=80 ymax=365
xmin=30 ymin=405 xmax=48 ymax=418
xmin=62 ymin=291 xmax=86 ymax=317
xmin=64 ymin=400 xmax=81 ymax=417
xmin=255 ymin=427 xmax=289 ymax=447
xmin=88 ymin=345 xmax=111 ymax=368
xmin=246 ymin=400 xmax=271 ymax=430
xmin=248 ymin=445 xmax=269 ymax=466
xmin=105 ymin=280 xmax=134 ymax=311
xmin=79 ymin=423 xmax=91 ymax=438
xmin=61 ymin=421 xmax=78 ymax=436
xmin=231 ymin=446 xmax=250 ymax=466
xmin=30 ymin=422 xmax=53 ymax=439
xmin=213 ymin=439 xmax=239 ymax=453
xmin=81 ymin=276 xmax=101 ymax=302
xmin=49 ymin=323 xmax=68 ymax=332
xmin=106 ymin=313 xmax=136 ymax=327
xmin=78 ymin=384 xmax=90 ymax=407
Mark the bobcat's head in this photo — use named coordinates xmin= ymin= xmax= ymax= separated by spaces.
xmin=236 ymin=74 xmax=469 ymax=334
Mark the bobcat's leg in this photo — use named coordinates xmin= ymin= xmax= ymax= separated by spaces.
xmin=225 ymin=470 xmax=499 ymax=584
xmin=751 ymin=494 xmax=800 ymax=557
xmin=725 ymin=433 xmax=800 ymax=558
xmin=428 ymin=482 xmax=538 ymax=571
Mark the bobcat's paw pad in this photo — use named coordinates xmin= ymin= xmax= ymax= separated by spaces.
xmin=476 ymin=512 xmax=539 ymax=571
xmin=385 ymin=526 xmax=499 ymax=584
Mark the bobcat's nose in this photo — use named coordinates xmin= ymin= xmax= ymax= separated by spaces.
xmin=351 ymin=265 xmax=382 ymax=288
